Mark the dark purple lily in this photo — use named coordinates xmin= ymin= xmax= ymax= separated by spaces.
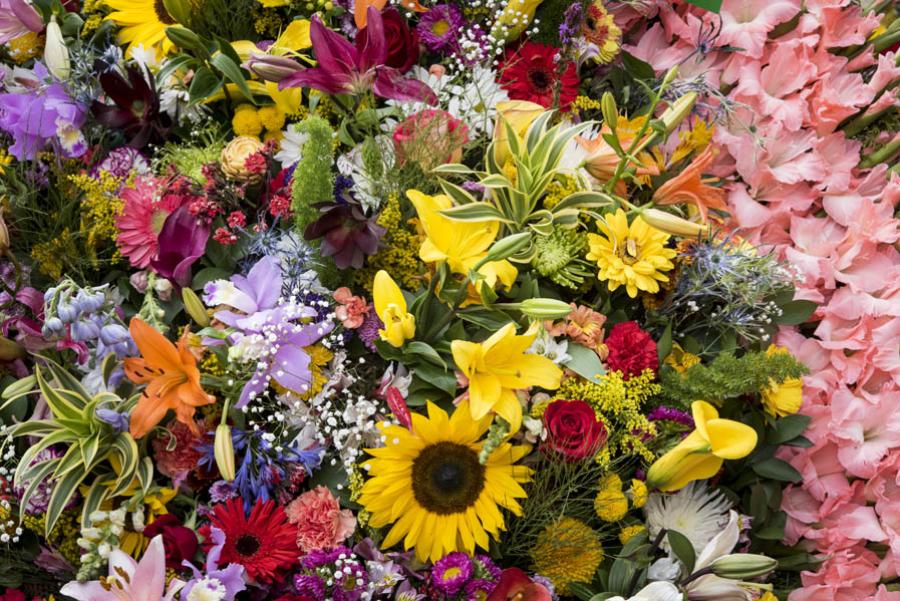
xmin=279 ymin=7 xmax=436 ymax=104
xmin=150 ymin=206 xmax=210 ymax=288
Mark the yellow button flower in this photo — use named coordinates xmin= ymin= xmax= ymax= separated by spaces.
xmin=373 ymin=270 xmax=415 ymax=348
xmin=451 ymin=322 xmax=562 ymax=432
xmin=646 ymin=400 xmax=758 ymax=492
xmin=408 ymin=190 xmax=517 ymax=289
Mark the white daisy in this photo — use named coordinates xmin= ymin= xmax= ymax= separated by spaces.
xmin=447 ymin=64 xmax=509 ymax=135
xmin=644 ymin=482 xmax=732 ymax=555
xmin=274 ymin=124 xmax=309 ymax=168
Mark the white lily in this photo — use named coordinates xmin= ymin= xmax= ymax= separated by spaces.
xmin=685 ymin=511 xmax=752 ymax=601
xmin=608 ymin=581 xmax=684 ymax=601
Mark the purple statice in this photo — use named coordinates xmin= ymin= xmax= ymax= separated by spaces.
xmin=647 ymin=406 xmax=695 ymax=428
xmin=465 ymin=578 xmax=496 ymax=600
xmin=181 ymin=527 xmax=246 ymax=601
xmin=92 ymin=147 xmax=150 ymax=179
xmin=417 ymin=4 xmax=465 ymax=54
xmin=203 ymin=255 xmax=334 ymax=407
xmin=559 ymin=3 xmax=584 ymax=47
xmin=357 ymin=309 xmax=383 ymax=352
xmin=431 ymin=552 xmax=473 ymax=596
xmin=0 ymin=63 xmax=87 ymax=160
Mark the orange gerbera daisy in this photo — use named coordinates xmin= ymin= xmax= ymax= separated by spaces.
xmin=652 ymin=146 xmax=727 ymax=223
xmin=125 ymin=318 xmax=215 ymax=439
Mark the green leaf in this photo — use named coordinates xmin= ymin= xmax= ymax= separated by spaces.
xmin=769 ymin=414 xmax=811 ymax=445
xmin=685 ymin=0 xmax=722 ymax=12
xmin=607 ymin=557 xmax=634 ymax=594
xmin=776 ymin=300 xmax=818 ymax=325
xmin=439 ymin=179 xmax=478 ymax=206
xmin=165 ymin=26 xmax=206 ymax=52
xmin=413 ymin=363 xmax=457 ymax=398
xmin=564 ymin=344 xmax=606 ymax=384
xmin=441 ymin=203 xmax=511 ymax=223
xmin=567 ymin=582 xmax=599 ymax=601
xmin=667 ymin=529 xmax=696 ymax=573
xmin=81 ymin=477 xmax=111 ymax=528
xmin=756 ymin=512 xmax=787 ymax=540
xmin=657 ymin=322 xmax=673 ymax=364
xmin=136 ymin=457 xmax=155 ymax=496
xmin=156 ymin=54 xmax=196 ymax=86
xmin=210 ymin=52 xmax=255 ymax=104
xmin=109 ymin=434 xmax=140 ymax=497
xmin=45 ymin=465 xmax=89 ymax=536
xmin=406 ymin=342 xmax=447 ymax=369
xmin=752 ymin=458 xmax=802 ymax=482
xmin=188 ymin=65 xmax=222 ymax=104
xmin=550 ymin=190 xmax=615 ymax=214
xmin=457 ymin=308 xmax=513 ymax=330
xmin=431 ymin=163 xmax=476 ymax=176
xmin=17 ymin=460 xmax=59 ymax=522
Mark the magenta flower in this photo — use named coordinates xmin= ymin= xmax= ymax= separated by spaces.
xmin=279 ymin=7 xmax=436 ymax=104
xmin=149 ymin=206 xmax=210 ymax=288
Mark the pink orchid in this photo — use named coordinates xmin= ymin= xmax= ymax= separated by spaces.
xmin=60 ymin=535 xmax=184 ymax=601
xmin=280 ymin=7 xmax=436 ymax=105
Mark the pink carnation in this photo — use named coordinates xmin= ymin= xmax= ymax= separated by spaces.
xmin=333 ymin=288 xmax=370 ymax=329
xmin=285 ymin=486 xmax=356 ymax=553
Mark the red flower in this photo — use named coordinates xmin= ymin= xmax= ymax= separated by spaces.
xmin=143 ymin=514 xmax=199 ymax=569
xmin=357 ymin=7 xmax=420 ymax=72
xmin=498 ymin=42 xmax=579 ymax=111
xmin=604 ymin=321 xmax=658 ymax=380
xmin=542 ymin=399 xmax=607 ymax=460
xmin=200 ymin=498 xmax=298 ymax=584
xmin=487 ymin=568 xmax=552 ymax=601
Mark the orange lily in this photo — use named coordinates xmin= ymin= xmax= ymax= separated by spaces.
xmin=124 ymin=318 xmax=215 ymax=439
xmin=355 ymin=0 xmax=426 ymax=29
xmin=652 ymin=146 xmax=727 ymax=223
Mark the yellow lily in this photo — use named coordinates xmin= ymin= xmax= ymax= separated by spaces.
xmin=761 ymin=346 xmax=803 ymax=417
xmin=408 ymin=190 xmax=517 ymax=289
xmin=373 ymin=270 xmax=416 ymax=347
xmin=646 ymin=401 xmax=758 ymax=492
xmin=451 ymin=322 xmax=563 ymax=432
xmin=493 ymin=100 xmax=544 ymax=167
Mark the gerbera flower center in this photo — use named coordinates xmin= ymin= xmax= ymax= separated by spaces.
xmin=235 ymin=533 xmax=261 ymax=556
xmin=412 ymin=441 xmax=486 ymax=515
xmin=154 ymin=0 xmax=176 ymax=25
xmin=528 ymin=68 xmax=552 ymax=92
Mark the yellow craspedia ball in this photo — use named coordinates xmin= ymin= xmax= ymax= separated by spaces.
xmin=618 ymin=524 xmax=646 ymax=545
xmin=232 ymin=107 xmax=263 ymax=137
xmin=531 ymin=517 xmax=603 ymax=594
xmin=263 ymin=130 xmax=284 ymax=144
xmin=595 ymin=473 xmax=628 ymax=522
xmin=630 ymin=479 xmax=648 ymax=509
xmin=258 ymin=105 xmax=286 ymax=131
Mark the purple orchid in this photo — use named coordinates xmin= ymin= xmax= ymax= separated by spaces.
xmin=181 ymin=527 xmax=246 ymax=601
xmin=280 ymin=7 xmax=437 ymax=104
xmin=149 ymin=206 xmax=210 ymax=288
xmin=0 ymin=0 xmax=42 ymax=45
xmin=203 ymin=256 xmax=334 ymax=407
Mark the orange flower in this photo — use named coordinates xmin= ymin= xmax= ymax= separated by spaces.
xmin=577 ymin=117 xmax=659 ymax=193
xmin=652 ymin=146 xmax=726 ymax=223
xmin=124 ymin=318 xmax=215 ymax=439
xmin=355 ymin=0 xmax=426 ymax=29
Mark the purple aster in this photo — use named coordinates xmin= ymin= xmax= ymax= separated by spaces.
xmin=465 ymin=578 xmax=496 ymax=601
xmin=417 ymin=4 xmax=464 ymax=54
xmin=647 ymin=406 xmax=695 ymax=427
xmin=431 ymin=552 xmax=473 ymax=596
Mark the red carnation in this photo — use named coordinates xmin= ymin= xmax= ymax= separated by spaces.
xmin=142 ymin=514 xmax=199 ymax=569
xmin=498 ymin=42 xmax=580 ymax=111
xmin=604 ymin=321 xmax=658 ymax=380
xmin=542 ymin=399 xmax=607 ymax=461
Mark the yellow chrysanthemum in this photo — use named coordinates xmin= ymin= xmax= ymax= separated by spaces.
xmin=359 ymin=401 xmax=531 ymax=563
xmin=619 ymin=524 xmax=646 ymax=545
xmin=531 ymin=517 xmax=603 ymax=594
xmin=258 ymin=105 xmax=286 ymax=131
xmin=587 ymin=208 xmax=676 ymax=298
xmin=630 ymin=479 xmax=648 ymax=509
xmin=104 ymin=0 xmax=176 ymax=58
xmin=595 ymin=473 xmax=628 ymax=522
xmin=232 ymin=108 xmax=263 ymax=137
xmin=761 ymin=346 xmax=803 ymax=417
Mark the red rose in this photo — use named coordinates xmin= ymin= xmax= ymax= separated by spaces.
xmin=356 ymin=8 xmax=419 ymax=73
xmin=542 ymin=399 xmax=607 ymax=461
xmin=604 ymin=321 xmax=658 ymax=380
xmin=143 ymin=514 xmax=199 ymax=569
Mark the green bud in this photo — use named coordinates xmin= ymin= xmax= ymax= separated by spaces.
xmin=165 ymin=26 xmax=205 ymax=52
xmin=709 ymin=554 xmax=778 ymax=580
xmin=519 ymin=298 xmax=573 ymax=319
xmin=600 ymin=92 xmax=618 ymax=131
xmin=660 ymin=92 xmax=699 ymax=134
xmin=182 ymin=287 xmax=210 ymax=327
xmin=1 ymin=374 xmax=35 ymax=401
xmin=483 ymin=232 xmax=532 ymax=264
xmin=0 ymin=337 xmax=25 ymax=362
xmin=641 ymin=208 xmax=708 ymax=238
xmin=162 ymin=0 xmax=191 ymax=25
xmin=214 ymin=424 xmax=236 ymax=481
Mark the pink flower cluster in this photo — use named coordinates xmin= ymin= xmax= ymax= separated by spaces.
xmin=623 ymin=1 xmax=900 ymax=598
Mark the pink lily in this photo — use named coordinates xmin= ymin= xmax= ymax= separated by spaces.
xmin=0 ymin=0 xmax=42 ymax=44
xmin=60 ymin=535 xmax=185 ymax=601
xmin=279 ymin=7 xmax=436 ymax=104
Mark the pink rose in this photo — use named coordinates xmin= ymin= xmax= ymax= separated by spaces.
xmin=285 ymin=486 xmax=356 ymax=553
xmin=333 ymin=287 xmax=370 ymax=329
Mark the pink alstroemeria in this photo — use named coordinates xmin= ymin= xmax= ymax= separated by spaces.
xmin=60 ymin=535 xmax=185 ymax=601
xmin=0 ymin=0 xmax=42 ymax=45
xmin=279 ymin=7 xmax=436 ymax=104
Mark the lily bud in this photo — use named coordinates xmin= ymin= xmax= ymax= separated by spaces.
xmin=214 ymin=423 xmax=236 ymax=481
xmin=0 ymin=337 xmax=25 ymax=361
xmin=0 ymin=212 xmax=9 ymax=254
xmin=660 ymin=92 xmax=698 ymax=134
xmin=641 ymin=208 xmax=708 ymax=238
xmin=44 ymin=17 xmax=71 ymax=80
xmin=519 ymin=298 xmax=573 ymax=319
xmin=243 ymin=54 xmax=303 ymax=82
xmin=709 ymin=554 xmax=778 ymax=580
xmin=182 ymin=287 xmax=210 ymax=327
xmin=600 ymin=92 xmax=618 ymax=131
xmin=483 ymin=232 xmax=532 ymax=263
xmin=1 ymin=374 xmax=34 ymax=400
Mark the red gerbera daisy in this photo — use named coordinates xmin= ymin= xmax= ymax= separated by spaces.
xmin=498 ymin=42 xmax=580 ymax=111
xmin=200 ymin=498 xmax=299 ymax=584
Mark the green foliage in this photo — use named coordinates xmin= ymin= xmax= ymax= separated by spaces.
xmin=182 ymin=0 xmax=258 ymax=42
xmin=657 ymin=350 xmax=808 ymax=406
xmin=291 ymin=115 xmax=336 ymax=234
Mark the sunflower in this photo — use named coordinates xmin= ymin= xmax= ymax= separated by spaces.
xmin=104 ymin=0 xmax=176 ymax=59
xmin=359 ymin=401 xmax=532 ymax=563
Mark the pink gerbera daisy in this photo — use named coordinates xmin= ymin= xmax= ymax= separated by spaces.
xmin=116 ymin=176 xmax=185 ymax=268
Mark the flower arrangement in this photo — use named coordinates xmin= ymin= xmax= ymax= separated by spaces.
xmin=0 ymin=0 xmax=896 ymax=600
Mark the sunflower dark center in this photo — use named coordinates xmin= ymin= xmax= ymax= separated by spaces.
xmin=528 ymin=69 xmax=551 ymax=91
xmin=154 ymin=0 xmax=176 ymax=25
xmin=412 ymin=442 xmax=485 ymax=515
xmin=235 ymin=533 xmax=260 ymax=556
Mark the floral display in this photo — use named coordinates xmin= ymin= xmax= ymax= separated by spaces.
xmin=0 ymin=0 xmax=896 ymax=600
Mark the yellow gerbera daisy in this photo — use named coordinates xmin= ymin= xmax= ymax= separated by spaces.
xmin=104 ymin=0 xmax=176 ymax=59
xmin=586 ymin=208 xmax=677 ymax=298
xmin=359 ymin=400 xmax=532 ymax=563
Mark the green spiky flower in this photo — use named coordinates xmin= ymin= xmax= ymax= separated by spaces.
xmin=532 ymin=225 xmax=592 ymax=289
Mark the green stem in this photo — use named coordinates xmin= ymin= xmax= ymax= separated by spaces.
xmin=860 ymin=137 xmax=900 ymax=168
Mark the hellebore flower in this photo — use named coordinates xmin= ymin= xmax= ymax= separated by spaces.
xmin=646 ymin=401 xmax=758 ymax=492
xmin=92 ymin=65 xmax=172 ymax=148
xmin=280 ymin=7 xmax=436 ymax=105
xmin=149 ymin=206 xmax=210 ymax=288
xmin=372 ymin=270 xmax=415 ymax=348
xmin=303 ymin=181 xmax=385 ymax=269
